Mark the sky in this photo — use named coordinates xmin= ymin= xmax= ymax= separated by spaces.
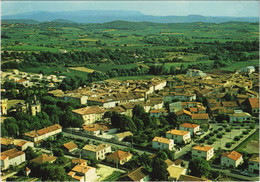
xmin=1 ymin=1 xmax=259 ymax=17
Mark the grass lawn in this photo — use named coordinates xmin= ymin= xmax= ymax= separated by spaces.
xmin=219 ymin=60 xmax=259 ymax=72
xmin=235 ymin=129 xmax=259 ymax=154
xmin=102 ymin=171 xmax=123 ymax=182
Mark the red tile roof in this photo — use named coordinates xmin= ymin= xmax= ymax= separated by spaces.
xmin=106 ymin=150 xmax=132 ymax=161
xmin=248 ymin=98 xmax=259 ymax=108
xmin=72 ymin=106 xmax=104 ymax=115
xmin=1 ymin=148 xmax=25 ymax=160
xmin=31 ymin=154 xmax=57 ymax=164
xmin=24 ymin=124 xmax=62 ymax=138
xmin=192 ymin=113 xmax=209 ymax=120
xmin=63 ymin=141 xmax=78 ymax=151
xmin=222 ymin=150 xmax=242 ymax=161
xmin=192 ymin=145 xmax=213 ymax=152
xmin=166 ymin=129 xmax=190 ymax=136
xmin=176 ymin=109 xmax=192 ymax=116
xmin=180 ymin=123 xmax=199 ymax=129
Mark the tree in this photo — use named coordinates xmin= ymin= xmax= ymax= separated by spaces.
xmin=188 ymin=157 xmax=210 ymax=178
xmin=53 ymin=148 xmax=64 ymax=157
xmin=151 ymin=157 xmax=169 ymax=181
xmin=25 ymin=146 xmax=40 ymax=160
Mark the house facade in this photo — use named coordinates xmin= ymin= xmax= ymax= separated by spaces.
xmin=179 ymin=123 xmax=200 ymax=136
xmin=248 ymin=154 xmax=259 ymax=174
xmin=1 ymin=148 xmax=26 ymax=170
xmin=152 ymin=137 xmax=175 ymax=151
xmin=68 ymin=165 xmax=98 ymax=182
xmin=166 ymin=129 xmax=191 ymax=144
xmin=82 ymin=144 xmax=111 ymax=160
xmin=106 ymin=150 xmax=132 ymax=165
xmin=192 ymin=145 xmax=214 ymax=161
xmin=23 ymin=124 xmax=62 ymax=143
xmin=229 ymin=112 xmax=252 ymax=123
xmin=221 ymin=151 xmax=243 ymax=168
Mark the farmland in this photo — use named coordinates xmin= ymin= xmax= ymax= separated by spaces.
xmin=1 ymin=21 xmax=259 ymax=79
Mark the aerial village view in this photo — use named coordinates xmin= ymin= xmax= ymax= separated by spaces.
xmin=0 ymin=1 xmax=259 ymax=182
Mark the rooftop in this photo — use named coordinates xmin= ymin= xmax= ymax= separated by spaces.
xmin=72 ymin=106 xmax=104 ymax=115
xmin=1 ymin=148 xmax=25 ymax=160
xmin=222 ymin=150 xmax=242 ymax=161
xmin=63 ymin=141 xmax=78 ymax=151
xmin=179 ymin=123 xmax=199 ymax=129
xmin=192 ymin=145 xmax=213 ymax=152
xmin=31 ymin=154 xmax=57 ymax=164
xmin=152 ymin=136 xmax=172 ymax=144
xmin=24 ymin=124 xmax=62 ymax=138
xmin=166 ymin=129 xmax=190 ymax=136
xmin=106 ymin=150 xmax=132 ymax=161
xmin=83 ymin=143 xmax=110 ymax=152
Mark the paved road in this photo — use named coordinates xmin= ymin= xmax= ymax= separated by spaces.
xmin=211 ymin=167 xmax=259 ymax=181
xmin=63 ymin=132 xmax=154 ymax=155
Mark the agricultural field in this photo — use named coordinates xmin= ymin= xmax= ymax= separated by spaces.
xmin=1 ymin=21 xmax=259 ymax=79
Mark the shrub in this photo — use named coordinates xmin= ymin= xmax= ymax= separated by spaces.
xmin=222 ymin=132 xmax=226 ymax=135
xmin=217 ymin=133 xmax=223 ymax=138
xmin=212 ymin=137 xmax=217 ymax=142
xmin=225 ymin=142 xmax=232 ymax=148
xmin=204 ymin=135 xmax=210 ymax=140
xmin=209 ymin=133 xmax=214 ymax=136
xmin=234 ymin=136 xmax=240 ymax=141
xmin=225 ymin=128 xmax=231 ymax=132
xmin=218 ymin=127 xmax=223 ymax=131
xmin=250 ymin=124 xmax=255 ymax=129
xmin=231 ymin=141 xmax=236 ymax=144
xmin=199 ymin=138 xmax=205 ymax=143
xmin=222 ymin=124 xmax=227 ymax=127
xmin=213 ymin=130 xmax=219 ymax=134
xmin=240 ymin=134 xmax=244 ymax=138
xmin=207 ymin=139 xmax=214 ymax=145
xmin=247 ymin=129 xmax=251 ymax=132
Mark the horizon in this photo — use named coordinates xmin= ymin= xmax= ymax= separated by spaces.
xmin=2 ymin=1 xmax=259 ymax=18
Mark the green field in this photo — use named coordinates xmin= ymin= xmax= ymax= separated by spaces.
xmin=219 ymin=60 xmax=259 ymax=71
xmin=235 ymin=129 xmax=259 ymax=154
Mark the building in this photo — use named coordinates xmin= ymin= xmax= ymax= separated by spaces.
xmin=166 ymin=129 xmax=191 ymax=144
xmin=82 ymin=144 xmax=111 ymax=160
xmin=23 ymin=124 xmax=62 ymax=143
xmin=71 ymin=158 xmax=87 ymax=167
xmin=1 ymin=148 xmax=26 ymax=170
xmin=248 ymin=154 xmax=259 ymax=174
xmin=63 ymin=141 xmax=78 ymax=153
xmin=187 ymin=69 xmax=206 ymax=77
xmin=221 ymin=151 xmax=243 ymax=168
xmin=152 ymin=137 xmax=174 ymax=151
xmin=72 ymin=106 xmax=105 ymax=126
xmin=229 ymin=112 xmax=252 ymax=123
xmin=149 ymin=109 xmax=168 ymax=117
xmin=169 ymin=101 xmax=182 ymax=113
xmin=247 ymin=98 xmax=259 ymax=116
xmin=163 ymin=92 xmax=196 ymax=102
xmin=106 ymin=150 xmax=132 ymax=165
xmin=30 ymin=102 xmax=41 ymax=116
xmin=64 ymin=93 xmax=88 ymax=105
xmin=67 ymin=164 xmax=97 ymax=182
xmin=114 ymin=131 xmax=133 ymax=142
xmin=1 ymin=138 xmax=34 ymax=151
xmin=176 ymin=109 xmax=192 ymax=122
xmin=83 ymin=123 xmax=117 ymax=136
xmin=240 ymin=66 xmax=255 ymax=74
xmin=0 ymin=99 xmax=8 ymax=115
xmin=192 ymin=145 xmax=214 ymax=161
xmin=167 ymin=165 xmax=187 ymax=181
xmin=191 ymin=113 xmax=210 ymax=123
xmin=179 ymin=123 xmax=200 ymax=136
xmin=119 ymin=167 xmax=150 ymax=182
xmin=31 ymin=154 xmax=57 ymax=164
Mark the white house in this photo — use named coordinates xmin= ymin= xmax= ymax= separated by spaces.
xmin=163 ymin=92 xmax=196 ymax=102
xmin=152 ymin=137 xmax=175 ymax=151
xmin=114 ymin=131 xmax=133 ymax=142
xmin=240 ymin=66 xmax=255 ymax=74
xmin=67 ymin=164 xmax=97 ymax=182
xmin=82 ymin=144 xmax=111 ymax=160
xmin=192 ymin=145 xmax=214 ymax=161
xmin=221 ymin=151 xmax=243 ymax=168
xmin=1 ymin=148 xmax=26 ymax=170
xmin=119 ymin=167 xmax=150 ymax=182
xmin=229 ymin=112 xmax=252 ymax=123
xmin=187 ymin=69 xmax=206 ymax=77
xmin=169 ymin=102 xmax=183 ymax=113
xmin=166 ymin=129 xmax=191 ymax=144
xmin=248 ymin=154 xmax=259 ymax=174
xmin=179 ymin=123 xmax=200 ymax=136
xmin=72 ymin=106 xmax=105 ymax=126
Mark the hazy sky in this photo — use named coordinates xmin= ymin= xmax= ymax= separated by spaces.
xmin=2 ymin=1 xmax=259 ymax=17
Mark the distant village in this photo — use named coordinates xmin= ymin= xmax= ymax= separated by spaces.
xmin=0 ymin=65 xmax=259 ymax=181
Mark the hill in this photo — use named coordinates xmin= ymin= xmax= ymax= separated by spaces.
xmin=2 ymin=10 xmax=259 ymax=24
